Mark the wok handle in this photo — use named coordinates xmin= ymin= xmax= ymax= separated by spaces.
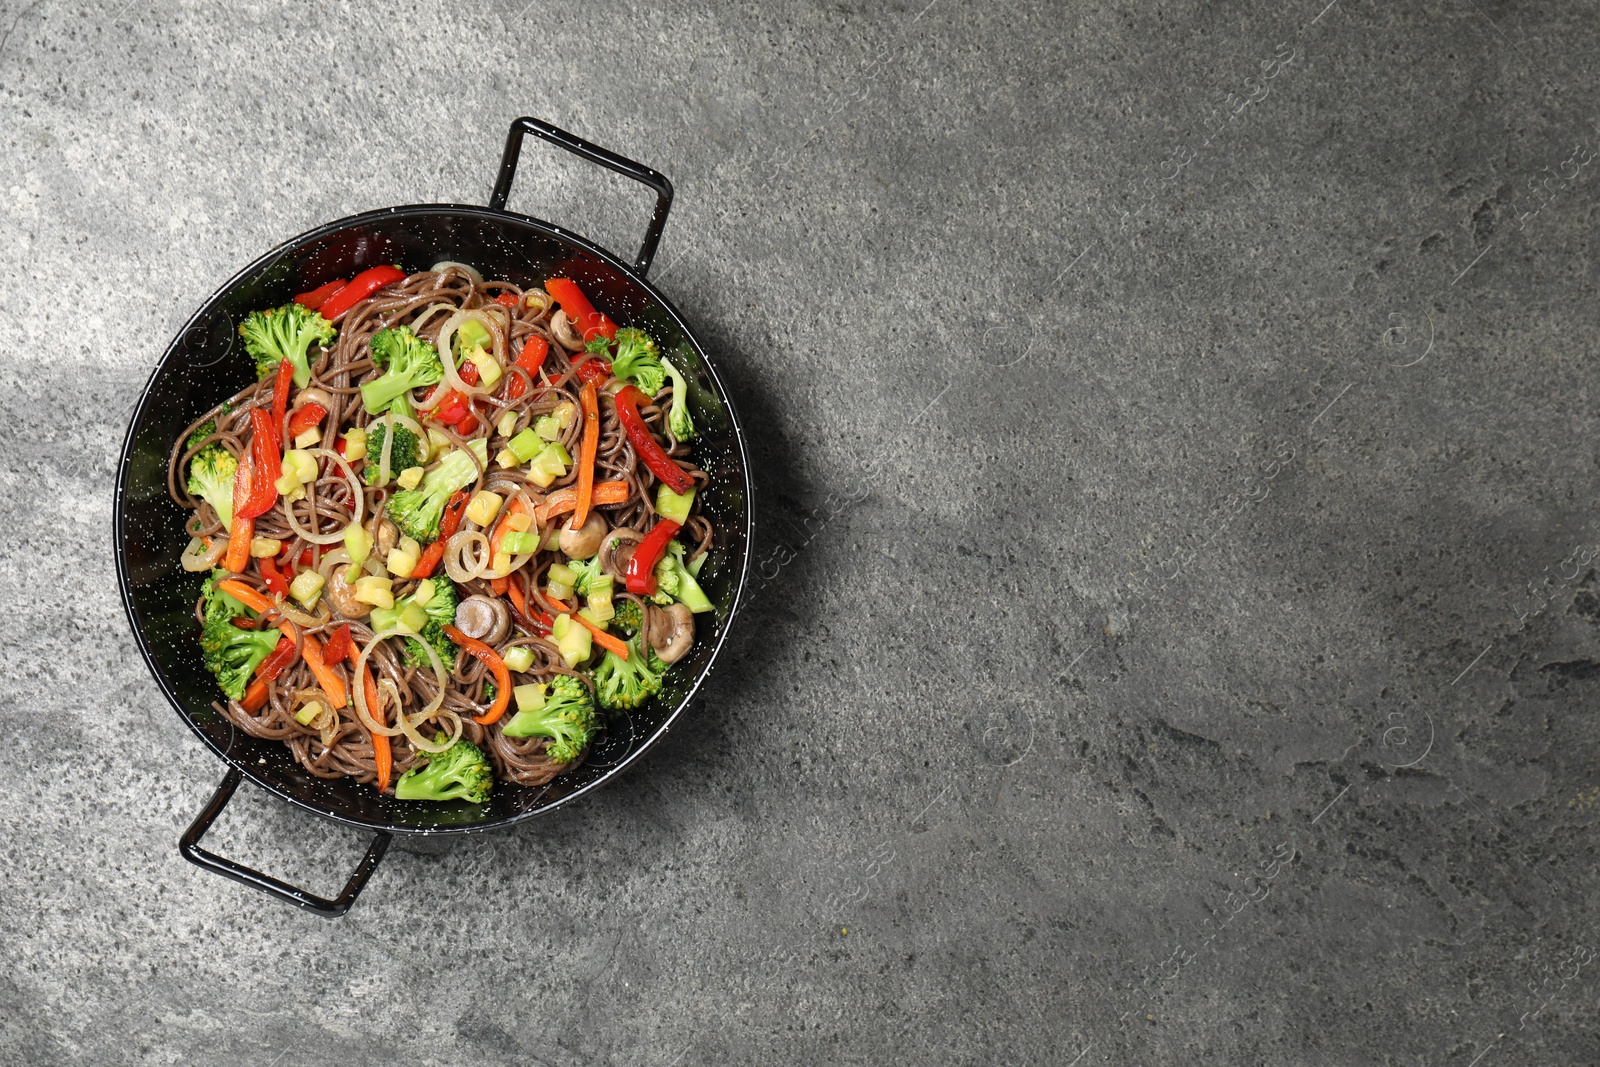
xmin=489 ymin=115 xmax=674 ymax=277
xmin=179 ymin=768 xmax=392 ymax=919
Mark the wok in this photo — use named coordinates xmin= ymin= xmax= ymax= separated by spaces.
xmin=114 ymin=117 xmax=752 ymax=916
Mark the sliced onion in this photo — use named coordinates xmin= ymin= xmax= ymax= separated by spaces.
xmin=523 ymin=289 xmax=551 ymax=314
xmin=378 ymin=412 xmax=396 ymax=486
xmin=430 ymin=261 xmax=484 ymax=285
xmin=181 ymin=536 xmax=227 ymax=572
xmin=389 ymin=676 xmax=462 ymax=755
xmin=282 ymin=447 xmax=365 ymax=545
xmin=434 ymin=309 xmax=498 ymax=402
xmin=273 ymin=594 xmax=329 ymax=630
xmin=444 ymin=530 xmax=491 ymax=583
xmin=352 ymin=627 xmax=448 ymax=742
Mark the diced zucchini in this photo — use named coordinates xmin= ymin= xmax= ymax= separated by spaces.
xmin=295 ymin=700 xmax=325 ymax=726
xmin=456 ymin=318 xmax=491 ymax=353
xmin=548 ymin=563 xmax=578 ymax=586
xmin=496 ymin=409 xmax=520 ymax=438
xmin=354 ymin=575 xmax=394 ymax=608
xmin=550 ymin=613 xmax=592 ymax=667
xmin=525 ymin=442 xmax=569 ymax=488
xmin=398 ymin=600 xmax=428 ymax=634
xmin=289 ymin=569 xmax=325 ymax=609
xmin=508 ymin=427 xmax=542 ymax=462
xmin=513 ymin=682 xmax=547 ymax=713
xmin=425 ymin=427 xmax=452 ymax=463
xmin=342 ymin=426 xmax=367 ymax=462
xmin=496 ymin=447 xmax=521 ymax=470
xmin=502 ymin=646 xmax=535 ymax=673
xmin=413 ymin=579 xmax=437 ymax=609
xmin=466 ymin=490 xmax=504 ymax=527
xmin=501 ymin=531 xmax=539 ymax=555
xmin=491 ymin=549 xmax=511 ymax=574
xmin=250 ymin=536 xmax=282 ymax=558
xmin=656 ymin=485 xmax=695 ymax=524
xmin=469 ymin=348 xmax=503 ymax=388
xmin=294 ymin=427 xmax=322 ymax=448
xmin=386 ymin=548 xmax=418 ymax=578
xmin=396 ymin=466 xmax=425 ymax=491
xmin=344 ymin=523 xmax=372 ymax=568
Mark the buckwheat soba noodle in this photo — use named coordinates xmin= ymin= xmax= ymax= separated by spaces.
xmin=168 ymin=264 xmax=713 ymax=803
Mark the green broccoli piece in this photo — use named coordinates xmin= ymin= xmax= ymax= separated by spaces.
xmin=591 ymin=631 xmax=667 ymax=711
xmin=186 ymin=437 xmax=238 ymax=533
xmin=393 ymin=736 xmax=493 ymax=803
xmin=609 ymin=327 xmax=665 ymax=394
xmin=387 ymin=439 xmax=488 ymax=543
xmin=239 ymin=303 xmax=336 ymax=389
xmin=363 ymin=419 xmax=423 ymax=487
xmin=661 ymin=355 xmax=696 ymax=441
xmin=199 ymin=571 xmax=282 ymax=700
xmin=370 ymin=580 xmax=459 ymax=669
xmin=361 ymin=326 xmax=443 ymax=416
xmin=654 ymin=539 xmax=714 ymax=613
xmin=610 ymin=597 xmax=643 ymax=638
xmin=406 ymin=580 xmax=457 ymax=670
xmin=502 ymin=675 xmax=597 ymax=762
xmin=565 ymin=554 xmax=610 ymax=596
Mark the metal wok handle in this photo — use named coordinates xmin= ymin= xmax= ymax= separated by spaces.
xmin=489 ymin=115 xmax=674 ymax=277
xmin=179 ymin=768 xmax=391 ymax=918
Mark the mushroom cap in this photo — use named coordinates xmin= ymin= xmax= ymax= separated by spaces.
xmin=599 ymin=528 xmax=645 ymax=582
xmin=646 ymin=603 xmax=695 ymax=664
xmin=560 ymin=511 xmax=608 ymax=560
xmin=326 ymin=564 xmax=369 ymax=620
xmin=454 ymin=594 xmax=511 ymax=645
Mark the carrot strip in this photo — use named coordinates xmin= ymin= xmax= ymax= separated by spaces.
xmin=443 ymin=625 xmax=512 ymax=726
xmin=545 ymin=596 xmax=630 ymax=659
xmin=364 ymin=665 xmax=391 ymax=794
xmin=534 ymin=481 xmax=629 ymax=525
xmin=571 ymin=380 xmax=599 ymax=531
xmin=222 ymin=515 xmax=253 ymax=573
xmin=217 ymin=579 xmax=349 ymax=708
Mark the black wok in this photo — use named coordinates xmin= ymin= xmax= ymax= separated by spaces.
xmin=114 ymin=118 xmax=752 ymax=916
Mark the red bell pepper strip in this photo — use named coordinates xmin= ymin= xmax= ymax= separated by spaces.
xmin=294 ymin=279 xmax=348 ymax=311
xmin=410 ymin=490 xmax=469 ymax=578
xmin=318 ymin=265 xmax=408 ymax=321
xmin=504 ymin=336 xmax=549 ymax=400
xmin=322 ymin=624 xmax=352 ymax=666
xmin=237 ymin=408 xmax=280 ymax=518
xmin=443 ymin=625 xmax=512 ymax=726
xmin=270 ymin=359 xmax=293 ymax=449
xmin=614 ymin=385 xmax=695 ymax=495
xmin=259 ymin=556 xmax=290 ymax=598
xmin=286 ymin=402 xmax=327 ymax=439
xmin=240 ymin=636 xmax=298 ymax=712
xmin=625 ymin=518 xmax=681 ymax=596
xmin=574 ymin=356 xmax=611 ymax=386
xmin=494 ymin=292 xmax=519 ymax=307
xmin=334 ymin=433 xmax=349 ymax=457
xmin=544 ymin=278 xmax=617 ymax=342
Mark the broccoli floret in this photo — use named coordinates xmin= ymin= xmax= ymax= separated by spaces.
xmin=609 ymin=327 xmax=665 ymax=394
xmin=239 ymin=303 xmax=336 ymax=389
xmin=610 ymin=597 xmax=643 ymax=638
xmin=199 ymin=571 xmax=281 ymax=700
xmin=393 ymin=735 xmax=493 ymax=803
xmin=661 ymin=355 xmax=696 ymax=441
xmin=566 ymin=554 xmax=610 ymax=596
xmin=654 ymin=539 xmax=714 ymax=613
xmin=501 ymin=675 xmax=597 ymax=762
xmin=387 ymin=439 xmax=488 ymax=543
xmin=591 ymin=631 xmax=667 ymax=711
xmin=186 ymin=441 xmax=239 ymax=533
xmin=361 ymin=326 xmax=444 ymax=416
xmin=363 ymin=419 xmax=423 ymax=487
xmin=406 ymin=580 xmax=458 ymax=670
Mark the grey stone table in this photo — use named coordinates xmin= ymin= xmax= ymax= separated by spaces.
xmin=5 ymin=0 xmax=1599 ymax=1063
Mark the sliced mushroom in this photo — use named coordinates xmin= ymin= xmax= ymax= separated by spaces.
xmin=293 ymin=386 xmax=335 ymax=413
xmin=599 ymin=528 xmax=645 ymax=582
xmin=646 ymin=603 xmax=695 ymax=664
xmin=560 ymin=511 xmax=608 ymax=559
xmin=550 ymin=309 xmax=584 ymax=352
xmin=325 ymin=564 xmax=369 ymax=619
xmin=368 ymin=515 xmax=399 ymax=558
xmin=454 ymin=594 xmax=511 ymax=645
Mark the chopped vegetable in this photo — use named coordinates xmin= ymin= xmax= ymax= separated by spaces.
xmin=287 ymin=402 xmax=327 ymax=440
xmin=572 ymin=380 xmax=600 ymax=531
xmin=549 ymin=612 xmax=594 ymax=667
xmin=502 ymin=645 xmax=535 ymax=673
xmin=465 ymin=489 xmax=504 ymax=527
xmin=625 ymin=519 xmax=682 ymax=596
xmin=608 ymin=328 xmax=665 ymax=394
xmin=656 ymin=484 xmax=695 ymax=525
xmin=504 ymin=336 xmax=549 ymax=401
xmin=655 ymin=539 xmax=714 ymax=613
xmin=363 ymin=664 xmax=391 ymax=793
xmin=396 ymin=466 xmax=425 ymax=490
xmin=218 ymin=579 xmax=348 ymax=708
xmin=363 ymin=420 xmax=422 ymax=486
xmin=661 ymin=355 xmax=696 ymax=441
xmin=387 ymin=439 xmax=488 ymax=543
xmin=185 ymin=436 xmax=239 ymax=534
xmin=442 ymin=624 xmax=512 ymax=725
xmin=544 ymin=277 xmax=617 ymax=342
xmin=393 ymin=735 xmax=493 ymax=803
xmin=318 ymin=264 xmax=407 ymax=322
xmin=501 ymin=675 xmax=597 ymax=762
xmin=322 ymin=624 xmax=353 ymax=666
xmin=354 ymin=575 xmax=394 ymax=608
xmin=289 ymin=569 xmax=325 ymax=609
xmin=294 ymin=278 xmax=347 ymax=311
xmin=344 ymin=522 xmax=373 ymax=569
xmin=547 ymin=595 xmax=629 ymax=660
xmin=362 ymin=326 xmax=444 ymax=416
xmin=239 ymin=303 xmax=336 ymax=389
xmin=199 ymin=573 xmax=284 ymax=700
xmin=614 ymin=385 xmax=695 ymax=494
xmin=591 ymin=631 xmax=667 ymax=710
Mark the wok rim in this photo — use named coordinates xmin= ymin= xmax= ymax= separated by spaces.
xmin=114 ymin=201 xmax=753 ymax=836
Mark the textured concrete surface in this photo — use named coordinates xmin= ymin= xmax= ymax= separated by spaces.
xmin=6 ymin=0 xmax=1600 ymax=1063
